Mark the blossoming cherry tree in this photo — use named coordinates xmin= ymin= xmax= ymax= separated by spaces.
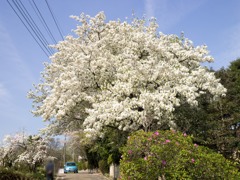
xmin=29 ymin=12 xmax=226 ymax=135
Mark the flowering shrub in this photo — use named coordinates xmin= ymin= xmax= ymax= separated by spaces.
xmin=120 ymin=130 xmax=240 ymax=179
xmin=0 ymin=132 xmax=49 ymax=172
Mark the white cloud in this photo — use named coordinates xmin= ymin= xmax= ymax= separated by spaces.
xmin=0 ymin=82 xmax=12 ymax=116
xmin=0 ymin=24 xmax=36 ymax=88
xmin=0 ymin=83 xmax=8 ymax=98
xmin=213 ymin=23 xmax=240 ymax=69
xmin=144 ymin=0 xmax=156 ymax=18
xmin=0 ymin=22 xmax=40 ymax=137
xmin=144 ymin=0 xmax=205 ymax=31
xmin=224 ymin=24 xmax=240 ymax=60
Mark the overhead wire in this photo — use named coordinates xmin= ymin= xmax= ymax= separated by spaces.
xmin=6 ymin=0 xmax=50 ymax=57
xmin=13 ymin=0 xmax=54 ymax=55
xmin=44 ymin=0 xmax=64 ymax=40
xmin=7 ymin=0 xmax=65 ymax=57
xmin=29 ymin=0 xmax=58 ymax=45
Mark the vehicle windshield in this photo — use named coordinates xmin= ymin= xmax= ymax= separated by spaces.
xmin=66 ymin=162 xmax=76 ymax=166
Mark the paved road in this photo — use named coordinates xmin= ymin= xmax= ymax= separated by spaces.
xmin=56 ymin=170 xmax=109 ymax=180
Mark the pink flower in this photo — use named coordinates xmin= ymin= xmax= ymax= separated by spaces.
xmin=194 ymin=143 xmax=198 ymax=147
xmin=191 ymin=158 xmax=195 ymax=163
xmin=148 ymin=137 xmax=152 ymax=141
xmin=165 ymin=139 xmax=171 ymax=143
xmin=128 ymin=150 xmax=132 ymax=154
xmin=154 ymin=131 xmax=159 ymax=136
xmin=162 ymin=160 xmax=166 ymax=165
xmin=127 ymin=136 xmax=130 ymax=139
xmin=183 ymin=133 xmax=187 ymax=137
xmin=171 ymin=129 xmax=176 ymax=133
xmin=144 ymin=156 xmax=147 ymax=160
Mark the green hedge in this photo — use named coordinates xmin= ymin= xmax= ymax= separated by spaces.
xmin=120 ymin=130 xmax=240 ymax=180
xmin=98 ymin=159 xmax=109 ymax=175
xmin=77 ymin=161 xmax=88 ymax=170
xmin=0 ymin=167 xmax=45 ymax=180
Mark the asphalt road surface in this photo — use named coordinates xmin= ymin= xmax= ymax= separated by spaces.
xmin=56 ymin=170 xmax=108 ymax=180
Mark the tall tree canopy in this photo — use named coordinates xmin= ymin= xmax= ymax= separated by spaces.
xmin=28 ymin=12 xmax=226 ymax=135
xmin=206 ymin=60 xmax=240 ymax=160
xmin=172 ymin=59 xmax=240 ymax=163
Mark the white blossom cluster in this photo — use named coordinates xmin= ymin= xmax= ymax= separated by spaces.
xmin=29 ymin=12 xmax=226 ymax=134
xmin=0 ymin=132 xmax=49 ymax=167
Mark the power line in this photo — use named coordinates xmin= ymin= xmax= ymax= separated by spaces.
xmin=7 ymin=0 xmax=50 ymax=57
xmin=7 ymin=0 xmax=65 ymax=57
xmin=8 ymin=0 xmax=53 ymax=56
xmin=29 ymin=0 xmax=58 ymax=45
xmin=44 ymin=0 xmax=64 ymax=40
xmin=14 ymin=0 xmax=54 ymax=55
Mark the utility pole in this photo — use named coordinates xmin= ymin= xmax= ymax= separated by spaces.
xmin=72 ymin=149 xmax=75 ymax=162
xmin=63 ymin=135 xmax=66 ymax=165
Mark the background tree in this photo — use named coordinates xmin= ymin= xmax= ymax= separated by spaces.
xmin=47 ymin=137 xmax=64 ymax=171
xmin=0 ymin=132 xmax=26 ymax=168
xmin=67 ymin=131 xmax=87 ymax=162
xmin=0 ymin=132 xmax=49 ymax=172
xmin=173 ymin=59 xmax=240 ymax=164
xmin=14 ymin=135 xmax=48 ymax=172
xmin=208 ymin=59 xmax=240 ymax=162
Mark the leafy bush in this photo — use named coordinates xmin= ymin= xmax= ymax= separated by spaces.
xmin=98 ymin=159 xmax=109 ymax=175
xmin=0 ymin=167 xmax=45 ymax=180
xmin=0 ymin=168 xmax=25 ymax=180
xmin=78 ymin=161 xmax=88 ymax=170
xmin=30 ymin=166 xmax=45 ymax=179
xmin=120 ymin=130 xmax=240 ymax=180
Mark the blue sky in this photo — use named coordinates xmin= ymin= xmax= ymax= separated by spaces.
xmin=0 ymin=0 xmax=239 ymax=140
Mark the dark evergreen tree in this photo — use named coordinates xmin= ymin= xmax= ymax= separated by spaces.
xmin=173 ymin=59 xmax=240 ymax=164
